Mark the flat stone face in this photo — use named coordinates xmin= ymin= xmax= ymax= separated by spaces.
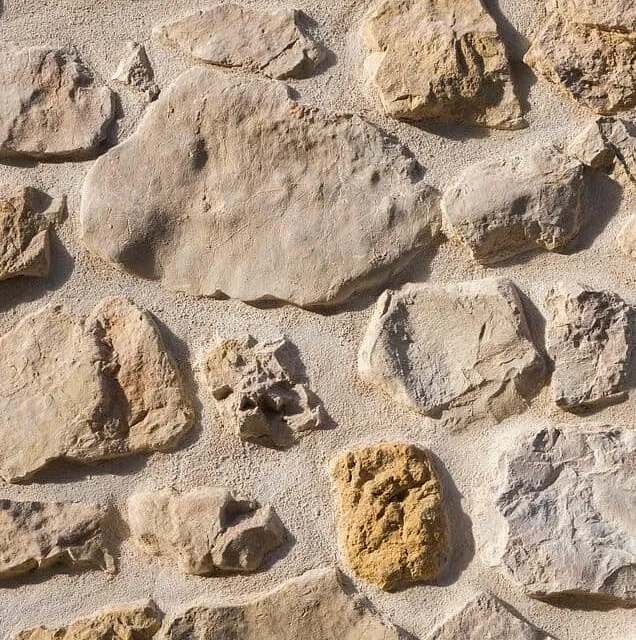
xmin=524 ymin=3 xmax=636 ymax=115
xmin=618 ymin=215 xmax=636 ymax=259
xmin=14 ymin=601 xmax=161 ymax=640
xmin=112 ymin=41 xmax=159 ymax=101
xmin=0 ymin=499 xmax=112 ymax=580
xmin=358 ymin=278 xmax=545 ymax=421
xmin=127 ymin=487 xmax=284 ymax=575
xmin=331 ymin=443 xmax=450 ymax=591
xmin=0 ymin=187 xmax=65 ymax=282
xmin=0 ymin=46 xmax=114 ymax=160
xmin=159 ymin=4 xmax=325 ymax=80
xmin=441 ymin=145 xmax=585 ymax=265
xmin=159 ymin=568 xmax=401 ymax=639
xmin=362 ymin=0 xmax=523 ymax=129
xmin=495 ymin=427 xmax=636 ymax=605
xmin=80 ymin=67 xmax=440 ymax=308
xmin=204 ymin=336 xmax=327 ymax=448
xmin=546 ymin=283 xmax=631 ymax=410
xmin=0 ymin=298 xmax=194 ymax=482
xmin=427 ymin=592 xmax=554 ymax=640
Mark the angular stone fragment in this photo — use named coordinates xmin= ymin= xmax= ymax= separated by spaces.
xmin=159 ymin=567 xmax=401 ymax=639
xmin=80 ymin=67 xmax=441 ymax=308
xmin=427 ymin=592 xmax=554 ymax=640
xmin=14 ymin=601 xmax=161 ymax=640
xmin=158 ymin=4 xmax=325 ymax=80
xmin=127 ymin=487 xmax=284 ymax=575
xmin=331 ymin=443 xmax=450 ymax=591
xmin=0 ymin=46 xmax=114 ymax=160
xmin=359 ymin=279 xmax=545 ymax=421
xmin=602 ymin=118 xmax=636 ymax=183
xmin=0 ymin=298 xmax=193 ymax=482
xmin=0 ymin=186 xmax=65 ymax=282
xmin=441 ymin=145 xmax=585 ymax=265
xmin=204 ymin=335 xmax=327 ymax=448
xmin=0 ymin=499 xmax=113 ymax=580
xmin=546 ymin=283 xmax=631 ymax=410
xmin=618 ymin=215 xmax=636 ymax=260
xmin=362 ymin=0 xmax=523 ymax=129
xmin=112 ymin=41 xmax=159 ymax=101
xmin=495 ymin=427 xmax=636 ymax=605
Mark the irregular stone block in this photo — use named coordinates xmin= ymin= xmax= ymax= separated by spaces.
xmin=204 ymin=335 xmax=327 ymax=448
xmin=0 ymin=498 xmax=113 ymax=580
xmin=0 ymin=186 xmax=65 ymax=282
xmin=618 ymin=215 xmax=636 ymax=260
xmin=362 ymin=0 xmax=523 ymax=129
xmin=0 ymin=46 xmax=114 ymax=160
xmin=427 ymin=592 xmax=554 ymax=640
xmin=127 ymin=487 xmax=284 ymax=575
xmin=159 ymin=567 xmax=402 ymax=639
xmin=0 ymin=298 xmax=194 ymax=482
xmin=158 ymin=4 xmax=325 ymax=80
xmin=496 ymin=427 xmax=636 ymax=606
xmin=546 ymin=282 xmax=631 ymax=410
xmin=112 ymin=41 xmax=159 ymax=101
xmin=358 ymin=278 xmax=546 ymax=421
xmin=441 ymin=145 xmax=585 ymax=265
xmin=14 ymin=601 xmax=161 ymax=640
xmin=80 ymin=67 xmax=441 ymax=308
xmin=331 ymin=442 xmax=450 ymax=591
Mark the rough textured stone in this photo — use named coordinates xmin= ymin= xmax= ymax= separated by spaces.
xmin=602 ymin=118 xmax=636 ymax=183
xmin=495 ymin=427 xmax=635 ymax=605
xmin=568 ymin=120 xmax=617 ymax=169
xmin=159 ymin=567 xmax=401 ymax=639
xmin=427 ymin=592 xmax=554 ymax=640
xmin=524 ymin=2 xmax=636 ymax=115
xmin=546 ymin=282 xmax=631 ymax=410
xmin=331 ymin=443 xmax=450 ymax=591
xmin=618 ymin=215 xmax=636 ymax=259
xmin=441 ymin=145 xmax=585 ymax=265
xmin=204 ymin=335 xmax=327 ymax=448
xmin=127 ymin=487 xmax=284 ymax=575
xmin=358 ymin=278 xmax=545 ymax=421
xmin=112 ymin=41 xmax=159 ymax=101
xmin=0 ymin=298 xmax=193 ymax=482
xmin=0 ymin=499 xmax=113 ymax=580
xmin=0 ymin=186 xmax=65 ymax=282
xmin=158 ymin=4 xmax=325 ymax=80
xmin=80 ymin=67 xmax=441 ymax=308
xmin=14 ymin=601 xmax=161 ymax=640
xmin=0 ymin=46 xmax=114 ymax=160
xmin=362 ymin=0 xmax=523 ymax=129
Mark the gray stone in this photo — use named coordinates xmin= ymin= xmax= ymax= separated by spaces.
xmin=112 ymin=41 xmax=159 ymax=101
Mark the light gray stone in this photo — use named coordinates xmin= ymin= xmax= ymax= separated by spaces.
xmin=112 ymin=41 xmax=159 ymax=101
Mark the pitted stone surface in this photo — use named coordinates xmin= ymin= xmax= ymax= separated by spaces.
xmin=112 ymin=41 xmax=159 ymax=101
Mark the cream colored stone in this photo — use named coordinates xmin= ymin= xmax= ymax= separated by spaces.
xmin=112 ymin=41 xmax=159 ymax=101
xmin=568 ymin=120 xmax=616 ymax=169
xmin=0 ymin=498 xmax=113 ymax=580
xmin=0 ymin=298 xmax=194 ymax=482
xmin=618 ymin=215 xmax=636 ymax=259
xmin=127 ymin=487 xmax=284 ymax=575
xmin=331 ymin=443 xmax=450 ymax=591
xmin=80 ymin=67 xmax=441 ymax=308
xmin=362 ymin=0 xmax=523 ymax=128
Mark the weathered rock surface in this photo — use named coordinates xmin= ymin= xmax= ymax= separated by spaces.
xmin=0 ymin=498 xmax=113 ymax=580
xmin=524 ymin=2 xmax=636 ymax=115
xmin=618 ymin=215 xmax=636 ymax=260
xmin=80 ymin=67 xmax=441 ymax=308
xmin=496 ymin=427 xmax=635 ymax=605
xmin=159 ymin=567 xmax=401 ymax=639
xmin=442 ymin=145 xmax=585 ymax=264
xmin=158 ymin=4 xmax=325 ymax=80
xmin=204 ymin=335 xmax=327 ymax=448
xmin=112 ymin=41 xmax=159 ymax=101
xmin=0 ymin=297 xmax=193 ymax=482
xmin=14 ymin=601 xmax=161 ymax=640
xmin=0 ymin=46 xmax=114 ymax=160
xmin=546 ymin=282 xmax=631 ymax=410
xmin=331 ymin=443 xmax=450 ymax=591
xmin=358 ymin=279 xmax=545 ymax=421
xmin=427 ymin=592 xmax=554 ymax=640
xmin=127 ymin=487 xmax=284 ymax=575
xmin=0 ymin=187 xmax=65 ymax=282
xmin=362 ymin=0 xmax=523 ymax=129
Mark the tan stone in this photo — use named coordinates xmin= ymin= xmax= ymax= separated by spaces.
xmin=127 ymin=487 xmax=284 ymax=575
xmin=331 ymin=443 xmax=450 ymax=591
xmin=0 ymin=498 xmax=113 ymax=580
xmin=0 ymin=298 xmax=194 ymax=482
xmin=362 ymin=0 xmax=523 ymax=128
xmin=112 ymin=41 xmax=159 ymax=101
xmin=618 ymin=215 xmax=636 ymax=259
